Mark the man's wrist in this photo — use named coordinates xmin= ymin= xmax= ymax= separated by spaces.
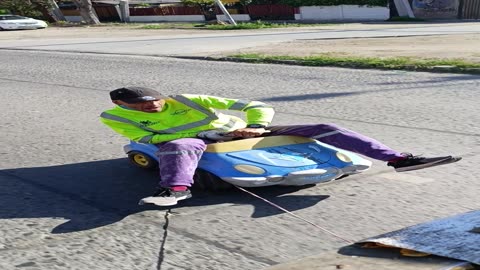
xmin=246 ymin=124 xmax=266 ymax=128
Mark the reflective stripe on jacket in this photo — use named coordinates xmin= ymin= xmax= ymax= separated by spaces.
xmin=100 ymin=94 xmax=274 ymax=144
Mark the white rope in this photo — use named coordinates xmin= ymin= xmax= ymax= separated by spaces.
xmin=235 ymin=185 xmax=355 ymax=244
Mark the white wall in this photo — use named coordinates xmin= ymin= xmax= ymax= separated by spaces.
xmin=297 ymin=5 xmax=389 ymax=21
xmin=64 ymin=16 xmax=83 ymax=22
xmin=216 ymin=14 xmax=251 ymax=22
xmin=130 ymin=15 xmax=206 ymax=22
xmin=342 ymin=5 xmax=389 ymax=20
xmin=64 ymin=6 xmax=388 ymax=23
xmin=298 ymin=6 xmax=343 ymax=20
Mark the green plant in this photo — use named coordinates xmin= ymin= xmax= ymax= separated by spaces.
xmin=205 ymin=21 xmax=330 ymax=30
xmin=181 ymin=0 xmax=216 ymax=19
xmin=0 ymin=0 xmax=51 ymax=18
xmin=279 ymin=0 xmax=388 ymax=7
xmin=230 ymin=53 xmax=480 ymax=74
xmin=138 ymin=23 xmax=201 ymax=29
xmin=239 ymin=0 xmax=253 ymax=7
xmin=51 ymin=20 xmax=85 ymax=27
xmin=132 ymin=3 xmax=152 ymax=7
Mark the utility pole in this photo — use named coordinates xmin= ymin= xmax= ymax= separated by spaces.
xmin=119 ymin=0 xmax=130 ymax=22
xmin=49 ymin=0 xmax=66 ymax=21
xmin=393 ymin=0 xmax=415 ymax=18
xmin=214 ymin=0 xmax=236 ymax=25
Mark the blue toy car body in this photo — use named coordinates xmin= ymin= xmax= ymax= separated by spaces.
xmin=124 ymin=135 xmax=372 ymax=188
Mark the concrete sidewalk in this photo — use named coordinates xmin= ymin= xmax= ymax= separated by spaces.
xmin=1 ymin=22 xmax=479 ymax=59
xmin=266 ymin=248 xmax=474 ymax=270
xmin=224 ymin=33 xmax=480 ymax=63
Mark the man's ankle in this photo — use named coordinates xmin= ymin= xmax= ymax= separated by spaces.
xmin=170 ymin=186 xmax=188 ymax=192
xmin=387 ymin=156 xmax=407 ymax=163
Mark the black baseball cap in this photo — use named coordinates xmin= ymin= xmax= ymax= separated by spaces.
xmin=110 ymin=86 xmax=166 ymax=103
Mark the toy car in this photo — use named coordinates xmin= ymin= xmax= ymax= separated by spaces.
xmin=123 ymin=134 xmax=372 ymax=190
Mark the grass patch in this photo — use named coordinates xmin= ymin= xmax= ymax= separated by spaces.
xmin=50 ymin=21 xmax=332 ymax=30
xmin=137 ymin=21 xmax=332 ymax=30
xmin=50 ymin=21 xmax=203 ymax=29
xmin=205 ymin=21 xmax=330 ymax=30
xmin=50 ymin=21 xmax=86 ymax=27
xmin=137 ymin=23 xmax=205 ymax=29
xmin=388 ymin=16 xmax=426 ymax=22
xmin=229 ymin=53 xmax=480 ymax=74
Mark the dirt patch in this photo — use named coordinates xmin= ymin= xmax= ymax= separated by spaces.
xmin=229 ymin=34 xmax=480 ymax=63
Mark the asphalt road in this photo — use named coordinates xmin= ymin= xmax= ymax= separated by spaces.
xmin=0 ymin=47 xmax=479 ymax=269
xmin=1 ymin=22 xmax=480 ymax=56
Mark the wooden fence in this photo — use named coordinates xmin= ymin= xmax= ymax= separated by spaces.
xmin=94 ymin=4 xmax=120 ymax=21
xmin=459 ymin=0 xmax=480 ymax=19
xmin=59 ymin=1 xmax=480 ymax=22
xmin=246 ymin=4 xmax=296 ymax=20
xmin=129 ymin=6 xmax=203 ymax=16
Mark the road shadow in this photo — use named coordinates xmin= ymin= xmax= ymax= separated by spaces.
xmin=258 ymin=75 xmax=480 ymax=103
xmin=260 ymin=92 xmax=358 ymax=102
xmin=0 ymin=159 xmax=329 ymax=234
xmin=376 ymin=74 xmax=480 ymax=84
xmin=184 ymin=185 xmax=329 ymax=218
xmin=258 ymin=88 xmax=405 ymax=102
xmin=337 ymin=244 xmax=472 ymax=266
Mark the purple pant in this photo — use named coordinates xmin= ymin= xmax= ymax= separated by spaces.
xmin=156 ymin=124 xmax=404 ymax=188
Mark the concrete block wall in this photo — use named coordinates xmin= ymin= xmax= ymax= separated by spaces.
xmin=129 ymin=15 xmax=206 ymax=22
xmin=63 ymin=5 xmax=389 ymax=23
xmin=296 ymin=5 xmax=389 ymax=20
xmin=216 ymin=14 xmax=251 ymax=21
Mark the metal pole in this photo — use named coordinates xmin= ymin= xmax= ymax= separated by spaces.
xmin=119 ymin=0 xmax=130 ymax=22
xmin=50 ymin=0 xmax=66 ymax=21
xmin=393 ymin=0 xmax=415 ymax=18
xmin=214 ymin=0 xmax=237 ymax=25
xmin=457 ymin=0 xmax=464 ymax=19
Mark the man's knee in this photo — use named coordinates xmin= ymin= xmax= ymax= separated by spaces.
xmin=159 ymin=138 xmax=207 ymax=151
xmin=315 ymin=123 xmax=344 ymax=131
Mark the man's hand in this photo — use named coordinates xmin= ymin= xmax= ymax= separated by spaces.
xmin=228 ymin=128 xmax=268 ymax=138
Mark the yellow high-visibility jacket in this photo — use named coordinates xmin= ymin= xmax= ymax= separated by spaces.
xmin=100 ymin=94 xmax=275 ymax=144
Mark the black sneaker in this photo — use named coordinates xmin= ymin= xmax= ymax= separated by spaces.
xmin=388 ymin=154 xmax=462 ymax=172
xmin=138 ymin=188 xmax=192 ymax=206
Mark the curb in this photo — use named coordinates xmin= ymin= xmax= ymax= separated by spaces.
xmin=173 ymin=56 xmax=480 ymax=75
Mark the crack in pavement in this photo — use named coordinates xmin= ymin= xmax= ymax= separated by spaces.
xmin=0 ymin=170 xmax=280 ymax=266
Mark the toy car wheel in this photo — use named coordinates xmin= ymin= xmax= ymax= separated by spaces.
xmin=193 ymin=169 xmax=233 ymax=191
xmin=128 ymin=151 xmax=158 ymax=170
